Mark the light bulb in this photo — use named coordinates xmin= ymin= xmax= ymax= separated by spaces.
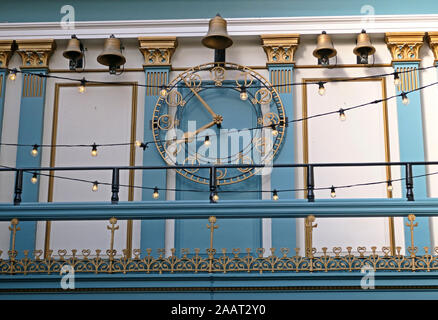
xmin=271 ymin=124 xmax=278 ymax=136
xmin=153 ymin=187 xmax=159 ymax=199
xmin=92 ymin=181 xmax=99 ymax=192
xmin=212 ymin=192 xmax=219 ymax=202
xmin=339 ymin=109 xmax=346 ymax=121
xmin=135 ymin=140 xmax=142 ymax=147
xmin=8 ymin=71 xmax=16 ymax=81
xmin=31 ymin=173 xmax=38 ymax=184
xmin=160 ymin=87 xmax=167 ymax=98
xmin=272 ymin=189 xmax=279 ymax=201
xmin=31 ymin=145 xmax=39 ymax=157
xmin=91 ymin=143 xmax=98 ymax=157
xmin=387 ymin=181 xmax=393 ymax=192
xmin=394 ymin=72 xmax=400 ymax=86
xmin=78 ymin=85 xmax=85 ymax=93
xmin=318 ymin=82 xmax=326 ymax=96
xmin=240 ymin=87 xmax=248 ymax=101
xmin=330 ymin=186 xmax=336 ymax=198
xmin=204 ymin=136 xmax=211 ymax=146
xmin=401 ymin=92 xmax=409 ymax=105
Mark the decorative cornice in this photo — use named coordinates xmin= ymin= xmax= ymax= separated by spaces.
xmin=138 ymin=36 xmax=177 ymax=66
xmin=1 ymin=15 xmax=438 ymax=40
xmin=385 ymin=32 xmax=426 ymax=62
xmin=0 ymin=40 xmax=15 ymax=68
xmin=428 ymin=32 xmax=438 ymax=61
xmin=260 ymin=34 xmax=299 ymax=64
xmin=15 ymin=39 xmax=56 ymax=68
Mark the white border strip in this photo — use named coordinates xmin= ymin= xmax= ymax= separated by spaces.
xmin=0 ymin=15 xmax=437 ymax=40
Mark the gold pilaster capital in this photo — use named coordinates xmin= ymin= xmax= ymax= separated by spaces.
xmin=0 ymin=40 xmax=15 ymax=69
xmin=260 ymin=34 xmax=300 ymax=64
xmin=138 ymin=36 xmax=178 ymax=66
xmin=15 ymin=39 xmax=56 ymax=68
xmin=427 ymin=32 xmax=438 ymax=62
xmin=385 ymin=32 xmax=426 ymax=62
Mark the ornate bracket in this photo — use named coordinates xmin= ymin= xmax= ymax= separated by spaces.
xmin=15 ymin=39 xmax=56 ymax=68
xmin=385 ymin=32 xmax=425 ymax=62
xmin=0 ymin=40 xmax=15 ymax=69
xmin=260 ymin=34 xmax=300 ymax=65
xmin=427 ymin=32 xmax=438 ymax=62
xmin=138 ymin=37 xmax=178 ymax=66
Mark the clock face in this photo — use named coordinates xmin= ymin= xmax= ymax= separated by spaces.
xmin=152 ymin=62 xmax=286 ymax=185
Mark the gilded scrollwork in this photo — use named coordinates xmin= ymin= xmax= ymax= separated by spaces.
xmin=385 ymin=33 xmax=425 ymax=61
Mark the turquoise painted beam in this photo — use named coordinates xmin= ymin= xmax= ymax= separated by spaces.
xmin=13 ymin=69 xmax=48 ymax=258
xmin=140 ymin=66 xmax=170 ymax=253
xmin=393 ymin=62 xmax=431 ymax=250
xmin=1 ymin=198 xmax=438 ymax=221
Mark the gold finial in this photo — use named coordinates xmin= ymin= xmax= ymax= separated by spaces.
xmin=206 ymin=216 xmax=218 ymax=273
xmin=8 ymin=218 xmax=20 ymax=253
xmin=107 ymin=217 xmax=119 ymax=260
xmin=305 ymin=215 xmax=317 ymax=258
xmin=406 ymin=214 xmax=418 ymax=258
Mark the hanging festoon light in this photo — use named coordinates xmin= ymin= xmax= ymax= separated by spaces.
xmin=92 ymin=181 xmax=99 ymax=192
xmin=240 ymin=86 xmax=248 ymax=100
xmin=204 ymin=135 xmax=211 ymax=146
xmin=272 ymin=189 xmax=279 ymax=201
xmin=78 ymin=78 xmax=86 ymax=93
xmin=160 ymin=86 xmax=168 ymax=98
xmin=212 ymin=192 xmax=219 ymax=202
xmin=91 ymin=143 xmax=98 ymax=157
xmin=353 ymin=30 xmax=376 ymax=64
xmin=338 ymin=109 xmax=346 ymax=121
xmin=387 ymin=181 xmax=393 ymax=192
xmin=31 ymin=173 xmax=38 ymax=184
xmin=271 ymin=123 xmax=278 ymax=136
xmin=330 ymin=185 xmax=336 ymax=198
xmin=401 ymin=92 xmax=410 ymax=105
xmin=393 ymin=72 xmax=400 ymax=86
xmin=31 ymin=144 xmax=39 ymax=157
xmin=8 ymin=68 xmax=17 ymax=81
xmin=318 ymin=82 xmax=326 ymax=96
xmin=153 ymin=187 xmax=159 ymax=199
xmin=313 ymin=31 xmax=337 ymax=66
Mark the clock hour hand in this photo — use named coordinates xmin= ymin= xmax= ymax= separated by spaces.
xmin=177 ymin=120 xmax=217 ymax=144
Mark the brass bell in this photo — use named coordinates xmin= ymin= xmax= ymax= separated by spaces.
xmin=97 ymin=34 xmax=126 ymax=73
xmin=353 ymin=30 xmax=375 ymax=64
xmin=202 ymin=14 xmax=233 ymax=50
xmin=63 ymin=35 xmax=84 ymax=70
xmin=63 ymin=36 xmax=83 ymax=61
xmin=313 ymin=31 xmax=337 ymax=65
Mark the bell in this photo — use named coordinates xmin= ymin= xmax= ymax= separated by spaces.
xmin=97 ymin=35 xmax=126 ymax=70
xmin=313 ymin=31 xmax=337 ymax=65
xmin=63 ymin=36 xmax=83 ymax=61
xmin=202 ymin=14 xmax=233 ymax=50
xmin=353 ymin=30 xmax=375 ymax=63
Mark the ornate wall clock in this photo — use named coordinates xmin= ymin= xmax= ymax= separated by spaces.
xmin=152 ymin=62 xmax=286 ymax=185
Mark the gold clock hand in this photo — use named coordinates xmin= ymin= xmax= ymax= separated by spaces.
xmin=177 ymin=120 xmax=217 ymax=144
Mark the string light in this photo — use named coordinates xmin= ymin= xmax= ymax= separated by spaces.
xmin=240 ymin=86 xmax=248 ymax=101
xmin=318 ymin=82 xmax=326 ymax=96
xmin=387 ymin=181 xmax=393 ymax=192
xmin=159 ymin=86 xmax=167 ymax=98
xmin=92 ymin=181 xmax=99 ymax=192
xmin=401 ymin=92 xmax=410 ymax=105
xmin=135 ymin=140 xmax=142 ymax=147
xmin=8 ymin=69 xmax=17 ymax=81
xmin=394 ymin=72 xmax=400 ymax=86
xmin=212 ymin=192 xmax=219 ymax=202
xmin=78 ymin=78 xmax=86 ymax=93
xmin=271 ymin=124 xmax=278 ymax=136
xmin=31 ymin=144 xmax=39 ymax=157
xmin=330 ymin=185 xmax=336 ymax=198
xmin=204 ymin=136 xmax=211 ymax=146
xmin=91 ymin=143 xmax=98 ymax=157
xmin=339 ymin=109 xmax=346 ymax=121
xmin=31 ymin=173 xmax=38 ymax=184
xmin=272 ymin=189 xmax=279 ymax=201
xmin=153 ymin=187 xmax=159 ymax=199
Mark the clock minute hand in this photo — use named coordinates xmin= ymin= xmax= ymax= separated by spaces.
xmin=181 ymin=77 xmax=220 ymax=121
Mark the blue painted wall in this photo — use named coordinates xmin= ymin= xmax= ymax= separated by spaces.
xmin=1 ymin=0 xmax=437 ymax=23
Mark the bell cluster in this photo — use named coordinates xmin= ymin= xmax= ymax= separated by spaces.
xmin=63 ymin=34 xmax=126 ymax=74
xmin=314 ymin=29 xmax=376 ymax=65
